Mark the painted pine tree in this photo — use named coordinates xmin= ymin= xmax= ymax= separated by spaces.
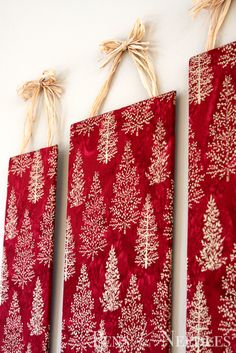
xmin=60 ymin=320 xmax=67 ymax=352
xmin=100 ymin=246 xmax=121 ymax=312
xmin=186 ymin=273 xmax=192 ymax=311
xmin=5 ymin=188 xmax=19 ymax=240
xmin=151 ymin=249 xmax=172 ymax=349
xmin=42 ymin=329 xmax=50 ymax=353
xmin=68 ymin=264 xmax=96 ymax=352
xmin=97 ymin=112 xmax=118 ymax=164
xmin=80 ymin=172 xmax=108 ymax=260
xmin=207 ymin=75 xmax=236 ymax=181
xmin=26 ymin=343 xmax=32 ymax=353
xmin=188 ymin=125 xmax=204 ymax=208
xmin=121 ymin=99 xmax=154 ymax=136
xmin=218 ymin=43 xmax=236 ymax=68
xmin=218 ymin=243 xmax=236 ymax=339
xmin=74 ymin=115 xmax=103 ymax=136
xmin=187 ymin=282 xmax=212 ymax=353
xmin=11 ymin=154 xmax=31 ymax=177
xmin=48 ymin=146 xmax=58 ymax=179
xmin=116 ymin=274 xmax=148 ymax=353
xmin=69 ymin=150 xmax=85 ymax=207
xmin=12 ymin=209 xmax=36 ymax=288
xmin=38 ymin=185 xmax=56 ymax=267
xmin=163 ymin=180 xmax=174 ymax=239
xmin=189 ymin=53 xmax=214 ymax=105
xmin=1 ymin=291 xmax=24 ymax=353
xmin=28 ymin=150 xmax=45 ymax=203
xmin=110 ymin=141 xmax=141 ymax=234
xmin=64 ymin=216 xmax=76 ymax=281
xmin=135 ymin=194 xmax=159 ymax=269
xmin=146 ymin=120 xmax=170 ymax=185
xmin=94 ymin=320 xmax=110 ymax=353
xmin=0 ymin=247 xmax=9 ymax=305
xmin=28 ymin=277 xmax=45 ymax=336
xmin=196 ymin=195 xmax=226 ymax=271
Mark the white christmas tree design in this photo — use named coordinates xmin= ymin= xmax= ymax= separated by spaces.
xmin=0 ymin=247 xmax=9 ymax=305
xmin=151 ymin=249 xmax=172 ymax=349
xmin=188 ymin=125 xmax=204 ymax=208
xmin=28 ymin=150 xmax=45 ymax=203
xmin=187 ymin=281 xmax=213 ymax=353
xmin=159 ymin=91 xmax=175 ymax=103
xmin=5 ymin=188 xmax=19 ymax=240
xmin=163 ymin=180 xmax=174 ymax=239
xmin=207 ymin=75 xmax=236 ymax=181
xmin=116 ymin=274 xmax=149 ymax=353
xmin=64 ymin=216 xmax=76 ymax=281
xmin=61 ymin=320 xmax=67 ymax=352
xmin=48 ymin=146 xmax=58 ymax=179
xmin=28 ymin=277 xmax=45 ymax=336
xmin=97 ymin=112 xmax=118 ymax=164
xmin=26 ymin=343 xmax=32 ymax=353
xmin=146 ymin=120 xmax=170 ymax=185
xmin=42 ymin=328 xmax=50 ymax=353
xmin=196 ymin=195 xmax=226 ymax=271
xmin=121 ymin=99 xmax=154 ymax=136
xmin=189 ymin=53 xmax=214 ymax=105
xmin=110 ymin=141 xmax=141 ymax=234
xmin=94 ymin=320 xmax=111 ymax=353
xmin=69 ymin=150 xmax=85 ymax=208
xmin=100 ymin=245 xmax=121 ymax=312
xmin=11 ymin=154 xmax=31 ymax=177
xmin=186 ymin=259 xmax=192 ymax=311
xmin=80 ymin=172 xmax=108 ymax=260
xmin=218 ymin=244 xmax=236 ymax=340
xmin=12 ymin=209 xmax=36 ymax=288
xmin=1 ymin=291 xmax=24 ymax=353
xmin=218 ymin=43 xmax=236 ymax=68
xmin=38 ymin=185 xmax=56 ymax=267
xmin=135 ymin=194 xmax=159 ymax=269
xmin=74 ymin=115 xmax=103 ymax=136
xmin=68 ymin=264 xmax=96 ymax=352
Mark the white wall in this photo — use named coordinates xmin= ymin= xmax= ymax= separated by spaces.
xmin=0 ymin=0 xmax=235 ymax=352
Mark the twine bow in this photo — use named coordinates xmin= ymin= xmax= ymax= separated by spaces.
xmin=90 ymin=18 xmax=159 ymax=117
xmin=191 ymin=0 xmax=232 ymax=51
xmin=18 ymin=69 xmax=63 ymax=154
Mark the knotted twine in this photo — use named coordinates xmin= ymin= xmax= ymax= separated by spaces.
xmin=90 ymin=18 xmax=159 ymax=117
xmin=18 ymin=70 xmax=63 ymax=154
xmin=191 ymin=0 xmax=232 ymax=51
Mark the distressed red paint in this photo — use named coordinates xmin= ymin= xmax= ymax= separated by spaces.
xmin=0 ymin=146 xmax=58 ymax=353
xmin=187 ymin=42 xmax=236 ymax=352
xmin=62 ymin=93 xmax=175 ymax=353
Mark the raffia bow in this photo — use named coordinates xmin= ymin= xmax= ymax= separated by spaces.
xmin=18 ymin=70 xmax=63 ymax=154
xmin=191 ymin=0 xmax=232 ymax=50
xmin=90 ymin=18 xmax=158 ymax=117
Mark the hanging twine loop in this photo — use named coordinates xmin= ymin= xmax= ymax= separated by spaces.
xmin=18 ymin=69 xmax=63 ymax=154
xmin=90 ymin=18 xmax=159 ymax=117
xmin=191 ymin=0 xmax=232 ymax=51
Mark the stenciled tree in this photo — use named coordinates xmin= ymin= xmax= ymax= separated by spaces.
xmin=135 ymin=194 xmax=159 ymax=269
xmin=197 ymin=195 xmax=226 ymax=271
xmin=100 ymin=246 xmax=121 ymax=312
xmin=68 ymin=264 xmax=96 ymax=352
xmin=146 ymin=120 xmax=170 ymax=185
xmin=110 ymin=141 xmax=141 ymax=234
xmin=80 ymin=172 xmax=108 ymax=260
xmin=207 ymin=75 xmax=236 ymax=181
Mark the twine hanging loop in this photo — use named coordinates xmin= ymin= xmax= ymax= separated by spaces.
xmin=18 ymin=69 xmax=63 ymax=154
xmin=90 ymin=18 xmax=159 ymax=117
xmin=191 ymin=0 xmax=232 ymax=51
